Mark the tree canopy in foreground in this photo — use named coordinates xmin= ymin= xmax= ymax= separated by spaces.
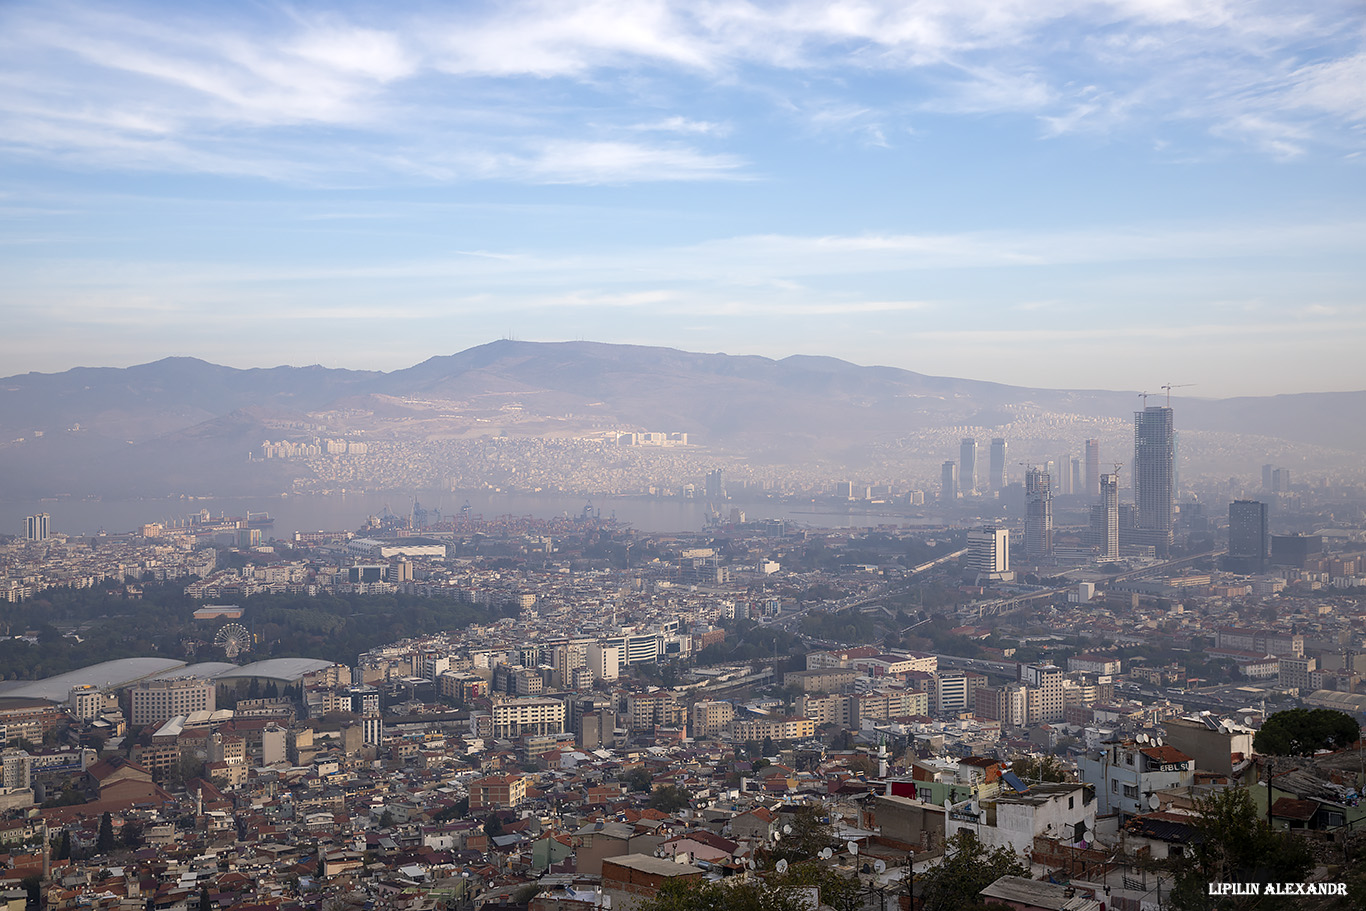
xmin=1253 ymin=708 xmax=1359 ymax=756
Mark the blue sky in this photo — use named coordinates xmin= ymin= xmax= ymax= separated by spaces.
xmin=2 ymin=0 xmax=1363 ymax=396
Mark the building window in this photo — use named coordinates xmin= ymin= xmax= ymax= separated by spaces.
xmin=1123 ymin=785 xmax=1138 ymax=799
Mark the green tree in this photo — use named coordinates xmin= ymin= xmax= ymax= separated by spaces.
xmin=777 ymin=863 xmax=861 ymax=911
xmin=511 ymin=884 xmax=542 ymax=906
xmin=483 ymin=814 xmax=504 ymax=838
xmin=432 ymin=796 xmax=470 ymax=822
xmin=173 ymin=753 xmax=205 ymax=786
xmin=917 ymin=831 xmax=1030 ymax=911
xmin=766 ymin=806 xmax=836 ymax=869
xmin=122 ymin=819 xmax=144 ymax=850
xmin=637 ymin=868 xmax=845 ymax=911
xmin=1165 ymin=786 xmax=1314 ymax=911
xmin=647 ymin=785 xmax=691 ymax=813
xmin=1011 ymin=755 xmax=1067 ymax=782
xmin=20 ymin=875 xmax=41 ymax=908
xmin=97 ymin=811 xmax=115 ymax=853
xmin=1253 ymin=708 xmax=1360 ymax=756
xmin=41 ymin=785 xmax=86 ymax=809
xmin=623 ymin=767 xmax=654 ymax=792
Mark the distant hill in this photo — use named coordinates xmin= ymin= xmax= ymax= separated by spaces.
xmin=0 ymin=340 xmax=1361 ymax=499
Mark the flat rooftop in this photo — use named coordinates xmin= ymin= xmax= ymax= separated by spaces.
xmin=0 ymin=657 xmax=186 ymax=703
xmin=212 ymin=657 xmax=336 ymax=682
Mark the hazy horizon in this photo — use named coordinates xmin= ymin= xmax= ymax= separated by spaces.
xmin=3 ymin=339 xmax=1364 ymax=400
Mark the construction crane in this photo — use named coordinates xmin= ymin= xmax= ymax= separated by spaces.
xmin=1162 ymin=383 xmax=1195 ymax=406
xmin=1138 ymin=391 xmax=1150 ymax=407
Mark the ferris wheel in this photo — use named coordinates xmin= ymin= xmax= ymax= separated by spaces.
xmin=213 ymin=622 xmax=252 ymax=659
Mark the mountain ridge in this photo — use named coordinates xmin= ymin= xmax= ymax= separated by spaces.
xmin=1 ymin=340 xmax=1361 ymax=500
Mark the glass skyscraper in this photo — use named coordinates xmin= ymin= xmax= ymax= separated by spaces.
xmin=1133 ymin=406 xmax=1174 ymax=552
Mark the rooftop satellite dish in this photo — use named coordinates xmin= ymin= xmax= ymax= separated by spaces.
xmin=1148 ymin=794 xmax=1160 ymax=811
xmin=772 ymin=832 xmax=781 ymax=842
xmin=776 ymin=859 xmax=789 ymax=874
xmin=783 ymin=824 xmax=793 ymax=834
xmin=819 ymin=848 xmax=833 ymax=860
xmin=1153 ymin=737 xmax=1163 ymax=747
xmin=1137 ymin=733 xmax=1148 ymax=744
xmin=874 ymin=860 xmax=887 ymax=874
xmin=848 ymin=841 xmax=859 ymax=856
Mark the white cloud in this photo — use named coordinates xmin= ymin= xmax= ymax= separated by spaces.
xmin=287 ymin=24 xmax=416 ymax=83
xmin=422 ymin=0 xmax=717 ymax=77
xmin=1212 ymin=114 xmax=1311 ymax=160
xmin=631 ymin=116 xmax=729 ymax=134
xmin=512 ymin=139 xmax=747 ymax=183
xmin=0 ymin=0 xmax=1361 ymax=183
xmin=1280 ymin=52 xmax=1366 ymax=120
xmin=10 ymin=217 xmax=1360 ymax=305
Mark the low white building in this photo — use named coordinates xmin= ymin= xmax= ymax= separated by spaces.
xmin=1079 ymin=740 xmax=1197 ymax=817
xmin=945 ymin=782 xmax=1096 ymax=856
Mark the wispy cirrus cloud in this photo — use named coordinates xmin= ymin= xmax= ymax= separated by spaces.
xmin=0 ymin=0 xmax=1361 ymax=186
xmin=9 ymin=216 xmax=1363 ymax=307
xmin=630 ymin=116 xmax=730 ymax=135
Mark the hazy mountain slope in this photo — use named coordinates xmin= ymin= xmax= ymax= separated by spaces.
xmin=0 ymin=357 xmax=377 ymax=442
xmin=0 ymin=341 xmax=1360 ymax=500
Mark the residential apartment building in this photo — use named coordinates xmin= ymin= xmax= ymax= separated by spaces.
xmin=784 ymin=668 xmax=858 ymax=693
xmin=1067 ymin=655 xmax=1121 ymax=675
xmin=626 ymin=692 xmax=684 ymax=731
xmin=690 ymin=701 xmax=735 ymax=739
xmin=130 ymin=678 xmax=216 ymax=727
xmin=1021 ymin=664 xmax=1065 ymax=724
xmin=796 ymin=693 xmax=851 ymax=728
xmin=1080 ymin=740 xmax=1196 ymax=817
xmin=469 ymin=773 xmax=528 ymax=811
xmin=68 ymin=685 xmax=105 ymax=721
xmin=728 ymin=716 xmax=815 ymax=742
xmin=974 ymin=684 xmax=1027 ymax=727
xmin=586 ymin=643 xmax=622 ymax=681
xmin=1214 ymin=627 xmax=1304 ymax=658
xmin=798 ymin=690 xmax=931 ymax=729
xmin=945 ymin=782 xmax=1094 ymax=856
xmin=490 ymin=697 xmax=566 ymax=739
